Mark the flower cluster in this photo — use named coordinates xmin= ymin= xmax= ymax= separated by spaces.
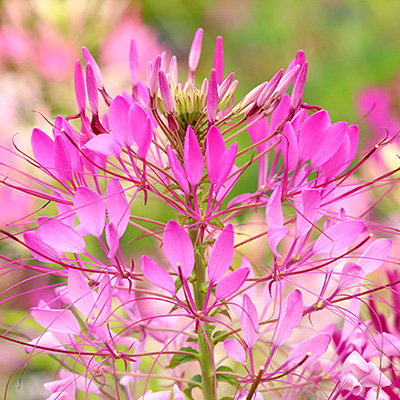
xmin=1 ymin=28 xmax=399 ymax=400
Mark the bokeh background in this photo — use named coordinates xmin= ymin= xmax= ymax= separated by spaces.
xmin=1 ymin=0 xmax=400 ymax=398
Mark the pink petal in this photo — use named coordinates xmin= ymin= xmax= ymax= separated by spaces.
xmin=141 ymin=256 xmax=176 ymax=295
xmin=224 ymin=338 xmax=246 ymax=364
xmin=83 ymin=133 xmax=122 ymax=157
xmin=129 ymin=103 xmax=149 ymax=156
xmin=275 ymin=289 xmax=303 ymax=346
xmin=96 ymin=274 xmax=112 ymax=323
xmin=206 ymin=125 xmax=226 ymax=185
xmin=106 ymin=179 xmax=130 ymax=237
xmin=137 ymin=117 xmax=152 ymax=159
xmin=184 ymin=126 xmax=204 ymax=186
xmin=270 ymin=93 xmax=290 ymax=132
xmin=213 ymin=36 xmax=224 ymax=84
xmin=281 ymin=122 xmax=299 ymax=171
xmin=337 ymin=262 xmax=365 ymax=292
xmin=295 ymin=189 xmax=321 ymax=237
xmin=167 ymin=146 xmax=189 ymax=195
xmin=68 ymin=269 xmax=95 ymax=317
xmin=215 ymin=143 xmax=237 ymax=193
xmin=163 ymin=220 xmax=194 ymax=279
xmin=248 ymin=116 xmax=269 ymax=153
xmin=266 ymin=184 xmax=283 ymax=227
xmin=287 ymin=333 xmax=331 ymax=368
xmin=290 ymin=61 xmax=308 ymax=110
xmin=215 ymin=267 xmax=250 ymax=300
xmin=240 ymin=294 xmax=259 ymax=348
xmin=38 ymin=217 xmax=85 ymax=254
xmin=74 ymin=186 xmax=105 ymax=237
xmin=268 ymin=225 xmax=289 ymax=258
xmin=24 ymin=231 xmax=60 ymax=263
xmin=313 ymin=220 xmax=365 ymax=255
xmin=31 ymin=308 xmax=80 ymax=335
xmin=82 ymin=46 xmax=104 ymax=88
xmin=31 ymin=128 xmax=54 ymax=169
xmin=207 ymin=224 xmax=234 ymax=283
xmin=357 ymin=238 xmax=392 ymax=274
xmin=149 ymin=55 xmax=161 ymax=96
xmin=105 ymin=222 xmax=119 ymax=258
xmin=109 ymin=95 xmax=132 ymax=146
xmin=85 ymin=63 xmax=98 ymax=115
xmin=257 ymin=68 xmax=284 ymax=107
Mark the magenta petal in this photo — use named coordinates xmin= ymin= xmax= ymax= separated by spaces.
xmin=224 ymin=339 xmax=246 ymax=364
xmin=106 ymin=179 xmax=130 ymax=238
xmin=290 ymin=61 xmax=308 ymax=110
xmin=270 ymin=94 xmax=290 ymax=132
xmin=85 ymin=63 xmax=99 ymax=115
xmin=275 ymin=289 xmax=303 ymax=346
xmin=215 ymin=143 xmax=238 ymax=193
xmin=53 ymin=135 xmax=73 ymax=182
xmin=240 ymin=294 xmax=259 ymax=348
xmin=207 ymin=224 xmax=234 ymax=283
xmin=141 ymin=256 xmax=176 ymax=295
xmin=74 ymin=186 xmax=105 ymax=238
xmin=313 ymin=220 xmax=365 ymax=255
xmin=213 ymin=36 xmax=224 ymax=84
xmin=188 ymin=28 xmax=203 ymax=73
xmin=109 ymin=95 xmax=132 ymax=146
xmin=38 ymin=217 xmax=85 ymax=254
xmin=158 ymin=70 xmax=175 ymax=114
xmin=31 ymin=308 xmax=80 ymax=335
xmin=184 ymin=126 xmax=204 ymax=186
xmin=163 ymin=220 xmax=194 ymax=279
xmin=248 ymin=116 xmax=269 ymax=153
xmin=82 ymin=46 xmax=104 ymax=88
xmin=358 ymin=238 xmax=392 ymax=274
xmin=215 ymin=267 xmax=250 ymax=300
xmin=68 ymin=269 xmax=95 ymax=317
xmin=207 ymin=69 xmax=218 ymax=124
xmin=24 ymin=231 xmax=60 ymax=263
xmin=74 ymin=60 xmax=86 ymax=113
xmin=206 ymin=125 xmax=226 ymax=185
xmin=31 ymin=128 xmax=54 ymax=169
xmin=299 ymin=110 xmax=331 ymax=161
xmin=149 ymin=55 xmax=161 ymax=96
xmin=137 ymin=117 xmax=152 ymax=158
xmin=83 ymin=134 xmax=122 ymax=157
xmin=281 ymin=122 xmax=299 ymax=171
xmin=287 ymin=333 xmax=331 ymax=368
xmin=167 ymin=146 xmax=189 ymax=195
xmin=311 ymin=121 xmax=347 ymax=168
xmin=129 ymin=103 xmax=149 ymax=155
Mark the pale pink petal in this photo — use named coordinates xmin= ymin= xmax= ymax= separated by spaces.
xmin=313 ymin=220 xmax=365 ymax=255
xmin=158 ymin=70 xmax=175 ymax=114
xmin=31 ymin=308 xmax=80 ymax=335
xmin=96 ymin=274 xmax=112 ymax=323
xmin=68 ymin=269 xmax=95 ymax=317
xmin=163 ymin=220 xmax=194 ymax=279
xmin=207 ymin=224 xmax=234 ymax=283
xmin=295 ymin=189 xmax=321 ymax=237
xmin=141 ymin=255 xmax=175 ymax=295
xmin=74 ymin=186 xmax=105 ymax=237
xmin=286 ymin=333 xmax=331 ymax=368
xmin=275 ymin=289 xmax=303 ymax=346
xmin=105 ymin=223 xmax=119 ymax=258
xmin=224 ymin=338 xmax=246 ymax=364
xmin=240 ymin=294 xmax=259 ymax=348
xmin=268 ymin=226 xmax=289 ymax=258
xmin=357 ymin=238 xmax=392 ymax=274
xmin=266 ymin=184 xmax=283 ymax=227
xmin=215 ymin=267 xmax=250 ymax=300
xmin=38 ymin=217 xmax=85 ymax=254
xmin=129 ymin=39 xmax=139 ymax=86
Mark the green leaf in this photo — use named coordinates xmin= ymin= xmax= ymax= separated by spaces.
xmin=166 ymin=347 xmax=199 ymax=369
xmin=213 ymin=330 xmax=234 ymax=345
xmin=216 ymin=365 xmax=237 ymax=385
xmin=183 ymin=374 xmax=202 ymax=398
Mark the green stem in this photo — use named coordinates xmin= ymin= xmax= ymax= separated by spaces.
xmin=190 ymin=230 xmax=215 ymax=400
